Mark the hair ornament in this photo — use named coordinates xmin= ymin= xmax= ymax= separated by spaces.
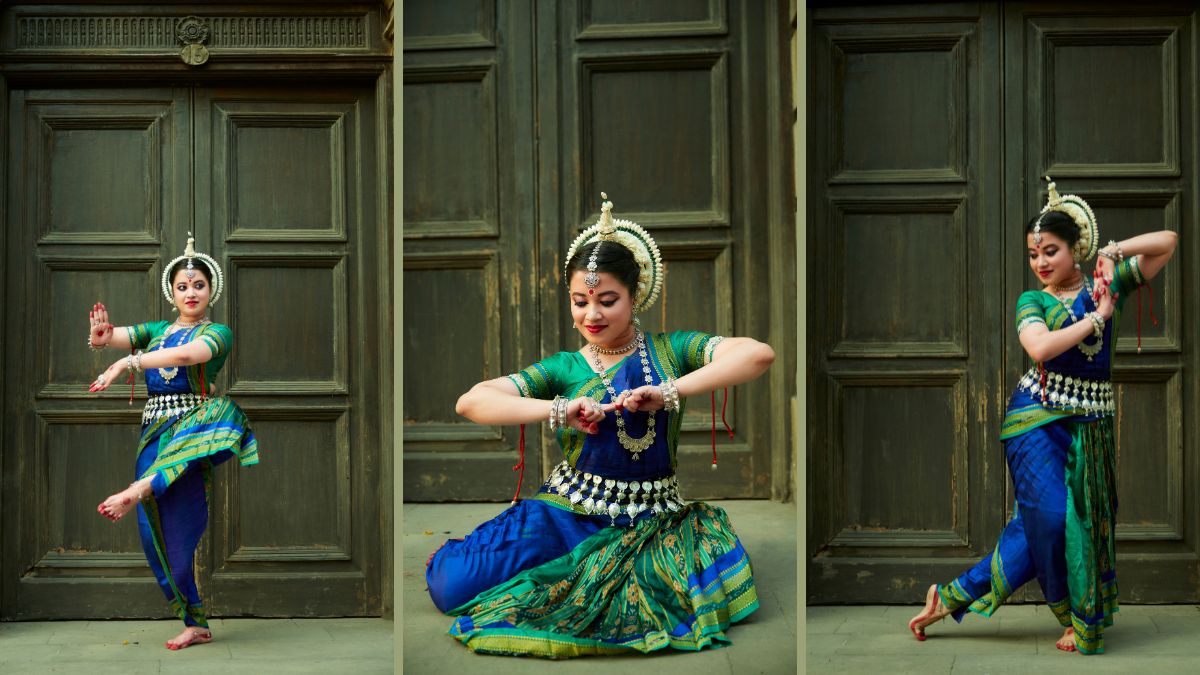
xmin=564 ymin=193 xmax=664 ymax=313
xmin=1039 ymin=175 xmax=1099 ymax=262
xmin=161 ymin=232 xmax=224 ymax=306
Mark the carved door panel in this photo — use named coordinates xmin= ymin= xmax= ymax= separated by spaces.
xmin=1002 ymin=5 xmax=1196 ymax=602
xmin=402 ymin=0 xmax=541 ymax=501
xmin=193 ymin=84 xmax=384 ymax=616
xmin=808 ymin=3 xmax=1007 ymax=602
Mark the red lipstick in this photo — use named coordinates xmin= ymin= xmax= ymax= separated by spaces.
xmin=585 ymin=325 xmax=605 ymax=334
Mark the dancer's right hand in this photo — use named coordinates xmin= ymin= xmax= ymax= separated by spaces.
xmin=89 ymin=302 xmax=113 ymax=348
xmin=567 ymin=396 xmax=618 ymax=435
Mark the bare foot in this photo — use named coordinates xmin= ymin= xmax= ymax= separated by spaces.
xmin=1055 ymin=626 xmax=1077 ymax=653
xmin=426 ymin=537 xmax=464 ymax=567
xmin=908 ymin=584 xmax=950 ymax=641
xmin=97 ymin=478 xmax=152 ymax=522
xmin=165 ymin=626 xmax=212 ymax=650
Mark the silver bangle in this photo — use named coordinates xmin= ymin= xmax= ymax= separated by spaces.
xmin=549 ymin=395 xmax=567 ymax=431
xmin=1106 ymin=239 xmax=1124 ymax=262
xmin=660 ymin=378 xmax=681 ymax=413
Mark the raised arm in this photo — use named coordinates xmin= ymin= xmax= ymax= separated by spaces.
xmin=1098 ymin=230 xmax=1177 ymax=284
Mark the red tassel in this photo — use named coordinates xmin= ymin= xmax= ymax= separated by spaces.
xmin=1038 ymin=362 xmax=1047 ymax=405
xmin=199 ymin=363 xmax=207 ymax=399
xmin=511 ymin=424 xmax=526 ymax=505
xmin=127 ymin=347 xmax=136 ymax=404
xmin=721 ymin=387 xmax=733 ymax=439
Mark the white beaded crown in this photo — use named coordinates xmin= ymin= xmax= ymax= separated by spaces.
xmin=1037 ymin=176 xmax=1099 ymax=262
xmin=564 ymin=194 xmax=664 ymax=313
xmin=161 ymin=233 xmax=224 ymax=306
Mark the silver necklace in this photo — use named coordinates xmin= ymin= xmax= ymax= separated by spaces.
xmin=589 ymin=329 xmax=655 ymax=460
xmin=593 ymin=333 xmax=638 ymax=355
xmin=158 ymin=318 xmax=210 ymax=381
xmin=1051 ymin=276 xmax=1085 ymax=294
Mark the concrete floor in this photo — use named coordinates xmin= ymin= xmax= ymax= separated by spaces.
xmin=402 ymin=500 xmax=797 ymax=674
xmin=807 ymin=603 xmax=1200 ymax=674
xmin=0 ymin=618 xmax=392 ymax=674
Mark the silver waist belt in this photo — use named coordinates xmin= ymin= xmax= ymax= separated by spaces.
xmin=544 ymin=461 xmax=683 ymax=521
xmin=142 ymin=393 xmax=203 ymax=424
xmin=1018 ymin=367 xmax=1114 ymax=415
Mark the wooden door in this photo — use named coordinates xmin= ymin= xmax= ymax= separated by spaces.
xmin=1 ymin=83 xmax=385 ymax=619
xmin=1 ymin=86 xmax=194 ymax=619
xmin=403 ymin=0 xmax=789 ymax=501
xmin=808 ymin=2 xmax=1005 ymax=602
xmin=402 ymin=0 xmax=541 ymax=501
xmin=193 ymin=83 xmax=384 ymax=616
xmin=808 ymin=1 xmax=1198 ymax=603
xmin=1002 ymin=4 xmax=1196 ymax=603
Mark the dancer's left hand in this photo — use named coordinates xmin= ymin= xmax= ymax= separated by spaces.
xmin=615 ymin=385 xmax=667 ymax=413
xmin=89 ymin=360 xmax=127 ymax=393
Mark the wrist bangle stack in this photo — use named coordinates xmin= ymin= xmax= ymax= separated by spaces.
xmin=87 ymin=335 xmax=103 ymax=351
xmin=1086 ymin=311 xmax=1104 ymax=338
xmin=1105 ymin=239 xmax=1124 ymax=262
xmin=549 ymin=396 xmax=568 ymax=431
xmin=660 ymin=378 xmax=680 ymax=413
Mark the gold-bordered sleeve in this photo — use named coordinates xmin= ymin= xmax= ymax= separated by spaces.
xmin=506 ymin=352 xmax=566 ymax=399
xmin=1014 ymin=291 xmax=1047 ymax=335
xmin=196 ymin=323 xmax=233 ymax=358
xmin=127 ymin=320 xmax=171 ymax=350
xmin=668 ymin=330 xmax=722 ymax=374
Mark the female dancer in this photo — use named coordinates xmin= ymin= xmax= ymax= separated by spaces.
xmin=908 ymin=179 xmax=1177 ymax=654
xmin=426 ymin=195 xmax=775 ymax=658
xmin=88 ymin=235 xmax=259 ymax=651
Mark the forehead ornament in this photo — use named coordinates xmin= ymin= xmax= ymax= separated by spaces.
xmin=564 ymin=193 xmax=664 ymax=314
xmin=161 ymin=232 xmax=225 ymax=309
xmin=1037 ymin=175 xmax=1098 ymax=263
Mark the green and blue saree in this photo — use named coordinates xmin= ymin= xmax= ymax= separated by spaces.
xmin=426 ymin=331 xmax=759 ymax=659
xmin=128 ymin=320 xmax=258 ymax=628
xmin=938 ymin=258 xmax=1145 ymax=654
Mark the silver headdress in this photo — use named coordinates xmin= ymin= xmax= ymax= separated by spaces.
xmin=1035 ymin=176 xmax=1099 ymax=262
xmin=161 ymin=232 xmax=224 ymax=306
xmin=564 ymin=193 xmax=664 ymax=314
